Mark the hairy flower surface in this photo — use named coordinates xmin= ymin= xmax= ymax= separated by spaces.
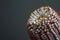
xmin=27 ymin=6 xmax=60 ymax=40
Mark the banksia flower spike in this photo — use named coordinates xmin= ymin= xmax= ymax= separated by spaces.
xmin=27 ymin=6 xmax=60 ymax=40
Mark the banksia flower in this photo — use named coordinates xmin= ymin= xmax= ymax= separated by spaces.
xmin=27 ymin=6 xmax=60 ymax=40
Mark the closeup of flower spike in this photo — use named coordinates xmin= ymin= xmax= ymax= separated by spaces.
xmin=27 ymin=6 xmax=60 ymax=40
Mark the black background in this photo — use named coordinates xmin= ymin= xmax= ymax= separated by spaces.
xmin=1 ymin=0 xmax=60 ymax=40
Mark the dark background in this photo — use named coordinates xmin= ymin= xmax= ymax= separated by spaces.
xmin=1 ymin=0 xmax=60 ymax=40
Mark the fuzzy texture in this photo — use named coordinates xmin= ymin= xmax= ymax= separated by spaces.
xmin=27 ymin=6 xmax=60 ymax=40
